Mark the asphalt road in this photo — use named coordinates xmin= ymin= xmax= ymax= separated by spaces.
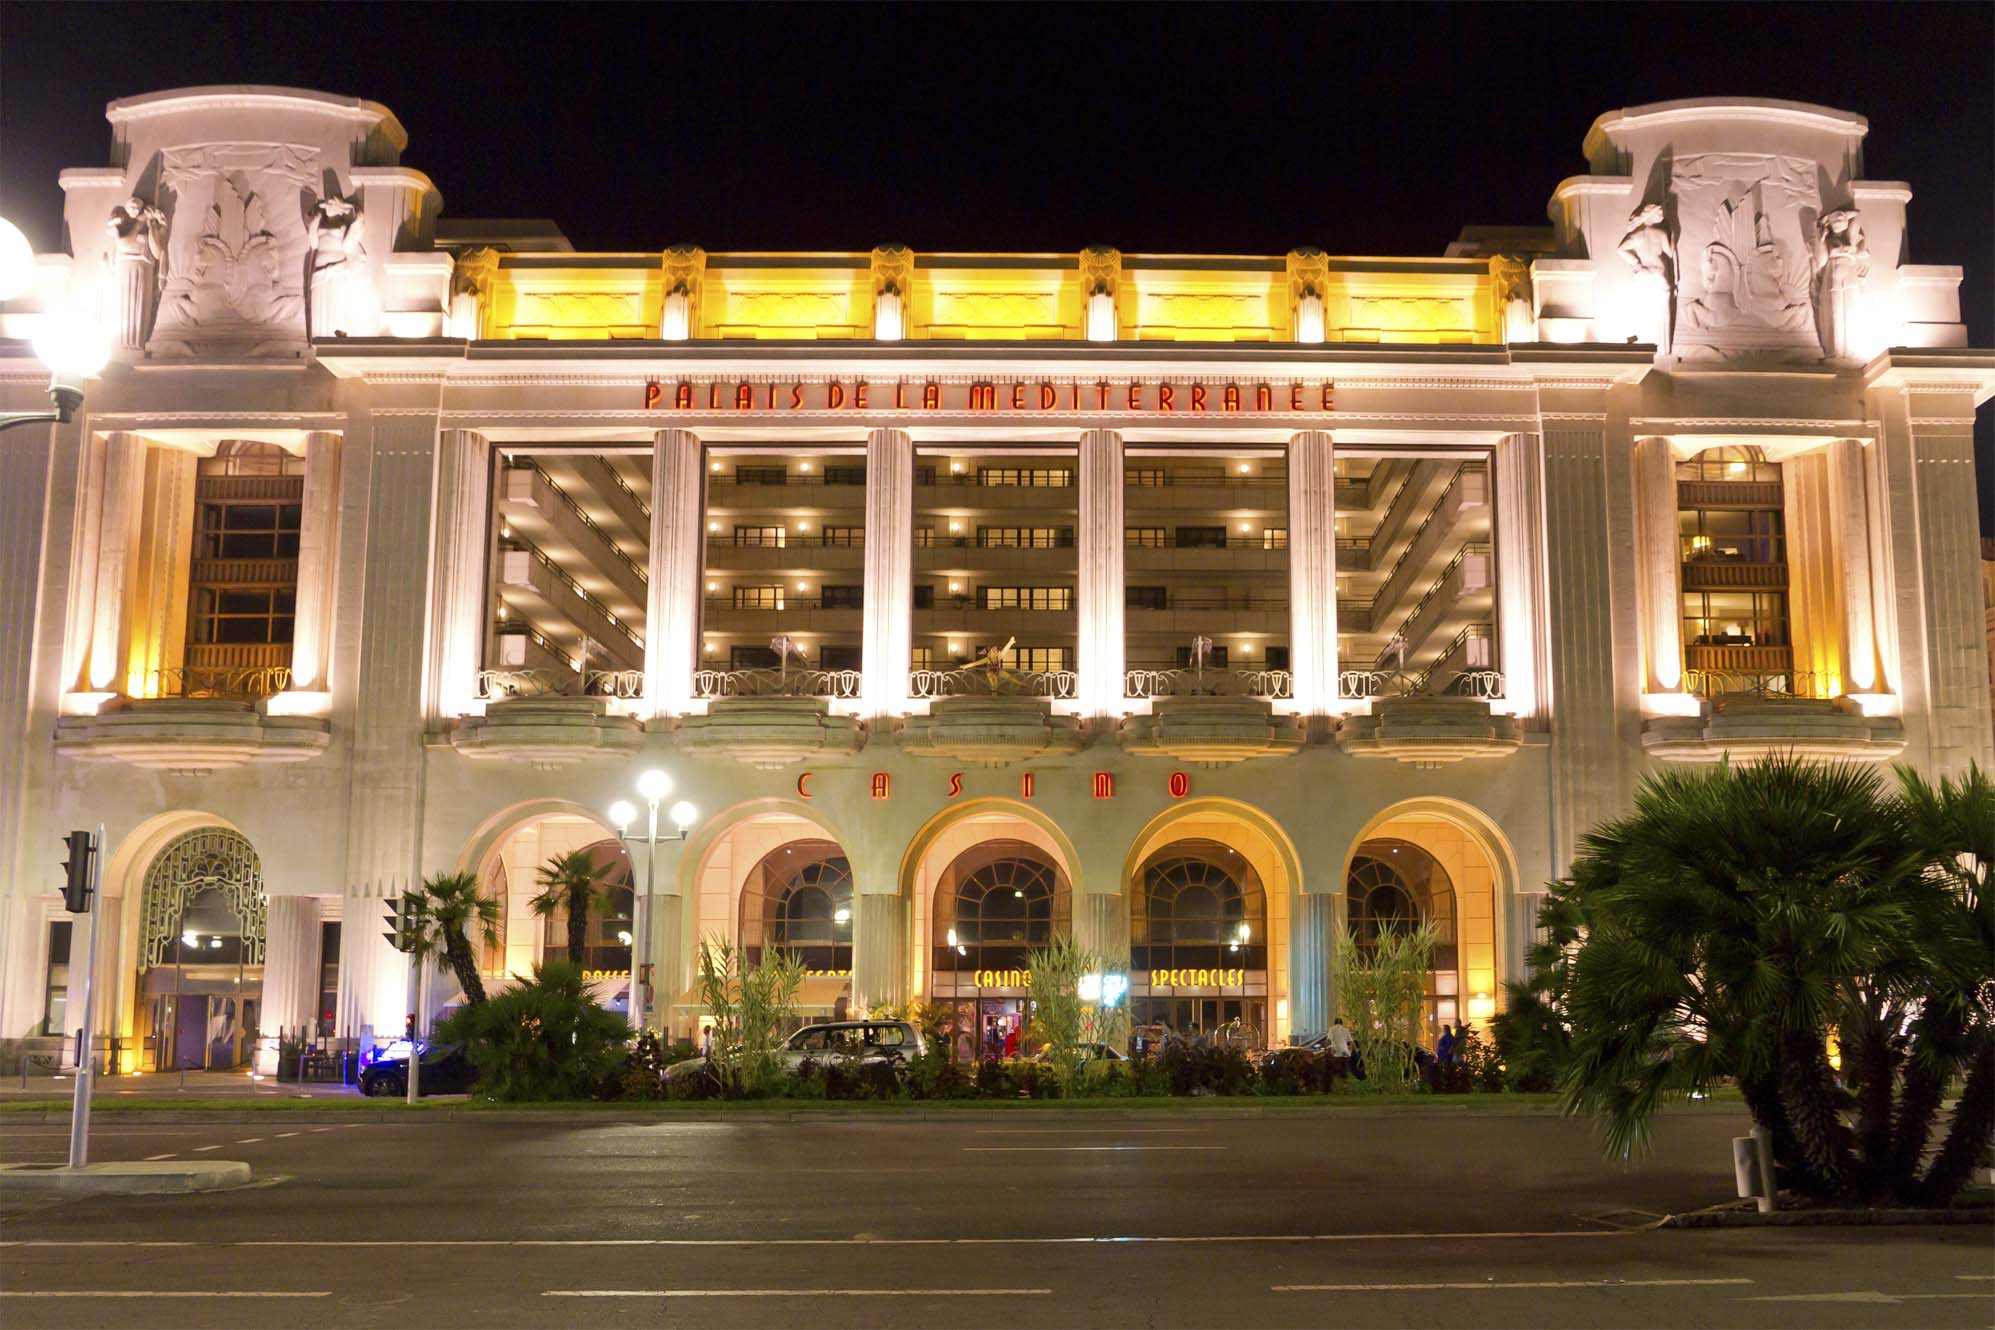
xmin=3 ymin=1109 xmax=1990 ymax=1328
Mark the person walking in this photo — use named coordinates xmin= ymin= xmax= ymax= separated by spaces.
xmin=1436 ymin=1023 xmax=1456 ymax=1067
xmin=1326 ymin=1015 xmax=1353 ymax=1059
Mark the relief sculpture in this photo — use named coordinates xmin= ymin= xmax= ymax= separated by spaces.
xmin=152 ymin=143 xmax=319 ymax=354
xmin=1668 ymin=153 xmax=1821 ymax=360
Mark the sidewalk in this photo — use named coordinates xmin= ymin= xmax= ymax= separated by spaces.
xmin=2 ymin=1068 xmax=362 ymax=1102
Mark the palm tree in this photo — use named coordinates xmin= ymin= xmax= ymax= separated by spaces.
xmin=531 ymin=848 xmax=608 ymax=966
xmin=410 ymin=871 xmax=503 ymax=1007
xmin=1553 ymin=755 xmax=1924 ymax=1199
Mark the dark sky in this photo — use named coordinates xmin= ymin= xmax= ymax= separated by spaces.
xmin=3 ymin=1 xmax=1989 ymax=528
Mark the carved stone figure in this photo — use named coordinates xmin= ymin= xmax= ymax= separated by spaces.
xmin=1810 ymin=208 xmax=1871 ymax=361
xmin=153 ymin=142 xmax=318 ymax=354
xmin=1617 ymin=202 xmax=1676 ymax=351
xmin=1488 ymin=255 xmax=1534 ymax=342
xmin=105 ymin=195 xmax=167 ymax=349
xmin=306 ymin=191 xmax=367 ymax=338
xmin=870 ymin=244 xmax=913 ymax=340
xmin=660 ymin=244 xmax=705 ymax=339
xmin=1668 ymin=153 xmax=1820 ymax=362
xmin=448 ymin=247 xmax=499 ymax=338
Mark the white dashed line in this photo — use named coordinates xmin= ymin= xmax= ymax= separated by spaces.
xmin=1 ymin=1291 xmax=330 ymax=1300
xmin=1277 ymin=1278 xmax=1755 ymax=1293
xmin=235 ymin=1138 xmax=264 ymax=1144
xmin=274 ymin=1132 xmax=300 ymax=1138
xmin=143 ymin=1153 xmax=178 ymax=1161
xmin=191 ymin=1145 xmax=221 ymax=1152
xmin=546 ymin=1288 xmax=1051 ymax=1298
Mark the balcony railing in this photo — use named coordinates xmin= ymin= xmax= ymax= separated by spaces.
xmin=1338 ymin=666 xmax=1505 ymax=701
xmin=1124 ymin=667 xmax=1293 ymax=700
xmin=142 ymin=665 xmax=293 ymax=701
xmin=694 ymin=667 xmax=863 ymax=700
xmin=474 ymin=668 xmax=644 ymax=701
xmin=1125 ymin=592 xmax=1290 ymax=611
xmin=909 ymin=663 xmax=1078 ymax=699
xmin=1679 ymin=557 xmax=1788 ymax=590
xmin=1684 ymin=668 xmax=1829 ymax=701
xmin=1677 ymin=479 xmax=1782 ymax=508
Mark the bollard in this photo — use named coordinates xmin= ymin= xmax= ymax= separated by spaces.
xmin=1750 ymin=1124 xmax=1778 ymax=1213
xmin=1732 ymin=1137 xmax=1757 ymax=1198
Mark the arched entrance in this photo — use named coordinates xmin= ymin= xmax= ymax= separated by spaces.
xmin=929 ymin=840 xmax=1071 ymax=1061
xmin=1129 ymin=839 xmax=1268 ymax=1047
xmin=1341 ymin=800 xmax=1515 ymax=1040
xmin=472 ymin=809 xmax=631 ymax=1011
xmin=134 ymin=827 xmax=267 ymax=1071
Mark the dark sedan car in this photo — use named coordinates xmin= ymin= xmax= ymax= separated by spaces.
xmin=359 ymin=1042 xmax=478 ymax=1097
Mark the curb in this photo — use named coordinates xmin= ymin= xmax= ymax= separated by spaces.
xmin=1661 ymin=1204 xmax=1994 ymax=1229
xmin=0 ymin=1160 xmax=252 ymax=1195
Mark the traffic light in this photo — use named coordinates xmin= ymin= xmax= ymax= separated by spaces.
xmin=59 ymin=830 xmax=94 ymax=914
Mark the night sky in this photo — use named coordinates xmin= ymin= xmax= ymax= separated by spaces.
xmin=2 ymin=2 xmax=1989 ymax=528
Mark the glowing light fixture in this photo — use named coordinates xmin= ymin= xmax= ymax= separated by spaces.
xmin=0 ymin=216 xmax=34 ymax=300
xmin=636 ymin=768 xmax=672 ymax=801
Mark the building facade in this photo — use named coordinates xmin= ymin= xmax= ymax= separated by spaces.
xmin=2 ymin=88 xmax=1990 ymax=1073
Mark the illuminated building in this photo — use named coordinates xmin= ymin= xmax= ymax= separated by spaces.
xmin=1 ymin=88 xmax=1989 ymax=1071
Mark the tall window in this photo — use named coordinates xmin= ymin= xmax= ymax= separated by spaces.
xmin=315 ymin=921 xmax=340 ymax=1037
xmin=1677 ymin=444 xmax=1792 ymax=687
xmin=538 ymin=840 xmax=634 ymax=974
xmin=739 ymin=841 xmax=853 ymax=972
xmin=185 ymin=443 xmax=303 ymax=683
xmin=1345 ymin=838 xmax=1460 ymax=1030
xmin=1131 ymin=842 xmax=1267 ymax=972
xmin=41 ymin=921 xmax=73 ymax=1036
xmin=979 ymin=586 xmax=1072 ymax=611
xmin=932 ymin=842 xmax=1069 ymax=974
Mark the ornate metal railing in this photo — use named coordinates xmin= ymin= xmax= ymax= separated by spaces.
xmin=1441 ymin=669 xmax=1507 ymax=700
xmin=909 ymin=666 xmax=1078 ymax=699
xmin=474 ymin=668 xmax=645 ymax=701
xmin=144 ymin=666 xmax=292 ymax=701
xmin=1123 ymin=668 xmax=1293 ymax=700
xmin=693 ymin=667 xmax=862 ymax=700
xmin=1337 ymin=668 xmax=1506 ymax=701
xmin=1684 ymin=668 xmax=1827 ymax=702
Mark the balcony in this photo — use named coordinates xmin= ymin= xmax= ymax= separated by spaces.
xmin=1643 ymin=671 xmax=1906 ymax=763
xmin=1335 ymin=692 xmax=1521 ymax=767
xmin=710 ymin=539 xmax=867 ymax=574
xmin=1684 ymin=643 xmax=1792 ymax=674
xmin=900 ymin=685 xmax=1085 ymax=765
xmin=1679 ymin=558 xmax=1788 ymax=592
xmin=55 ymin=663 xmax=330 ymax=772
xmin=451 ymin=669 xmax=644 ymax=768
xmin=1118 ymin=694 xmax=1304 ymax=766
xmin=1678 ymin=479 xmax=1782 ymax=508
xmin=676 ymin=695 xmax=866 ymax=768
xmin=703 ymin=597 xmax=863 ymax=636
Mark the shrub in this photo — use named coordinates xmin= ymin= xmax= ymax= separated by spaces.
xmin=694 ymin=937 xmax=803 ymax=1097
xmin=619 ymin=1029 xmax=669 ymax=1100
xmin=1334 ymin=922 xmax=1438 ymax=1092
xmin=434 ymin=960 xmax=631 ymax=1101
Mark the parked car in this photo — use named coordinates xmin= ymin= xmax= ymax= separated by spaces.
xmin=663 ymin=1020 xmax=927 ymax=1087
xmin=359 ymin=1042 xmax=478 ymax=1097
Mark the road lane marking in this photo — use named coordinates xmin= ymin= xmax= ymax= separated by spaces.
xmin=1743 ymin=1291 xmax=1992 ymax=1304
xmin=1 ymin=1292 xmax=331 ymax=1299
xmin=191 ymin=1145 xmax=221 ymax=1152
xmin=2 ymin=1230 xmax=1623 ymax=1249
xmin=974 ymin=1127 xmax=1197 ymax=1135
xmin=1277 ymin=1278 xmax=1754 ymax=1293
xmin=142 ymin=1153 xmax=178 ymax=1161
xmin=1958 ymin=1275 xmax=1995 ymax=1282
xmin=275 ymin=1132 xmax=301 ymax=1138
xmin=547 ymin=1289 xmax=1052 ymax=1298
xmin=963 ymin=1145 xmax=1226 ymax=1153
xmin=235 ymin=1138 xmax=264 ymax=1144
xmin=310 ymin=1127 xmax=334 ymax=1133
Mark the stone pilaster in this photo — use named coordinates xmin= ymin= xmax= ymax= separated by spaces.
xmin=1632 ymin=436 xmax=1683 ymax=695
xmin=1289 ymin=891 xmax=1336 ymax=1040
xmin=256 ymin=896 xmax=323 ymax=1072
xmin=852 ymin=892 xmax=906 ymax=1012
xmin=1493 ymin=432 xmax=1551 ymax=724
xmin=124 ymin=445 xmax=197 ymax=698
xmin=1076 ymin=429 xmax=1125 ymax=717
xmin=1783 ymin=451 xmax=1841 ymax=697
xmin=288 ymin=432 xmax=343 ymax=693
xmin=1286 ymin=431 xmax=1339 ymax=713
xmin=1073 ymin=891 xmax=1129 ymax=967
xmin=861 ymin=428 xmax=913 ymax=717
xmin=423 ymin=431 xmax=490 ymax=723
xmin=1827 ymin=439 xmax=1881 ymax=695
xmin=85 ymin=433 xmax=145 ymax=693
xmin=646 ymin=429 xmax=705 ymax=716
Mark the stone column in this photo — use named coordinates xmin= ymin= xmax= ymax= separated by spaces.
xmin=288 ymin=433 xmax=343 ymax=693
xmin=647 ymin=850 xmax=684 ymax=1037
xmin=1073 ymin=891 xmax=1129 ymax=967
xmin=1632 ymin=436 xmax=1684 ymax=695
xmin=861 ymin=428 xmax=913 ymax=717
xmin=1286 ymin=431 xmax=1339 ymax=713
xmin=1289 ymin=892 xmax=1336 ymax=1041
xmin=1783 ymin=452 xmax=1842 ymax=697
xmin=125 ymin=445 xmax=198 ymax=698
xmin=1492 ymin=432 xmax=1550 ymax=723
xmin=852 ymin=892 xmax=906 ymax=1012
xmin=257 ymin=896 xmax=322 ymax=1074
xmin=1076 ymin=429 xmax=1125 ymax=717
xmin=1827 ymin=439 xmax=1881 ymax=694
xmin=424 ymin=431 xmax=491 ymax=722
xmin=646 ymin=429 xmax=705 ymax=716
xmin=85 ymin=433 xmax=146 ymax=693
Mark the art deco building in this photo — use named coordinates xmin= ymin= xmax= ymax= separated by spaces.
xmin=1 ymin=88 xmax=1989 ymax=1072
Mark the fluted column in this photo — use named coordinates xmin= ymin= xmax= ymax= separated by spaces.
xmin=424 ymin=431 xmax=490 ymax=722
xmin=852 ymin=893 xmax=906 ymax=1012
xmin=1286 ymin=431 xmax=1339 ymax=712
xmin=85 ymin=433 xmax=146 ymax=693
xmin=648 ymin=857 xmax=684 ymax=1037
xmin=1633 ymin=436 xmax=1684 ymax=695
xmin=646 ymin=429 xmax=705 ymax=715
xmin=1073 ymin=891 xmax=1129 ymax=967
xmin=256 ymin=896 xmax=322 ymax=1073
xmin=288 ymin=432 xmax=343 ymax=693
xmin=1076 ymin=429 xmax=1125 ymax=716
xmin=861 ymin=428 xmax=913 ymax=717
xmin=1492 ymin=432 xmax=1550 ymax=724
xmin=1783 ymin=452 xmax=1842 ymax=697
xmin=1827 ymin=439 xmax=1881 ymax=694
xmin=1290 ymin=892 xmax=1336 ymax=1042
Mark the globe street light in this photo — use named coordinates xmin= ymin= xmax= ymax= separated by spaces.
xmin=0 ymin=218 xmax=110 ymax=433
xmin=607 ymin=768 xmax=698 ymax=1035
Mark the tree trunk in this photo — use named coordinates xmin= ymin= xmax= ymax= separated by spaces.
xmin=1918 ymin=1034 xmax=1994 ymax=1207
xmin=1888 ymin=1005 xmax=1961 ymax=1200
xmin=567 ymin=886 xmax=590 ymax=963
xmin=445 ymin=928 xmax=487 ymax=1006
xmin=1777 ymin=1027 xmax=1858 ymax=1199
xmin=1845 ymin=1000 xmax=1899 ymax=1198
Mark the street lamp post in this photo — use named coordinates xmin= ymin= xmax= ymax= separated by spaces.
xmin=608 ymin=770 xmax=698 ymax=1037
xmin=0 ymin=216 xmax=109 ymax=433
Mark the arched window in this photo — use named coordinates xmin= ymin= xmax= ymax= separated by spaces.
xmin=1345 ymin=837 xmax=1461 ymax=1030
xmin=1131 ymin=840 xmax=1267 ymax=972
xmin=932 ymin=841 xmax=1069 ymax=974
xmin=538 ymin=838 xmax=634 ymax=973
xmin=739 ymin=840 xmax=852 ymax=971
